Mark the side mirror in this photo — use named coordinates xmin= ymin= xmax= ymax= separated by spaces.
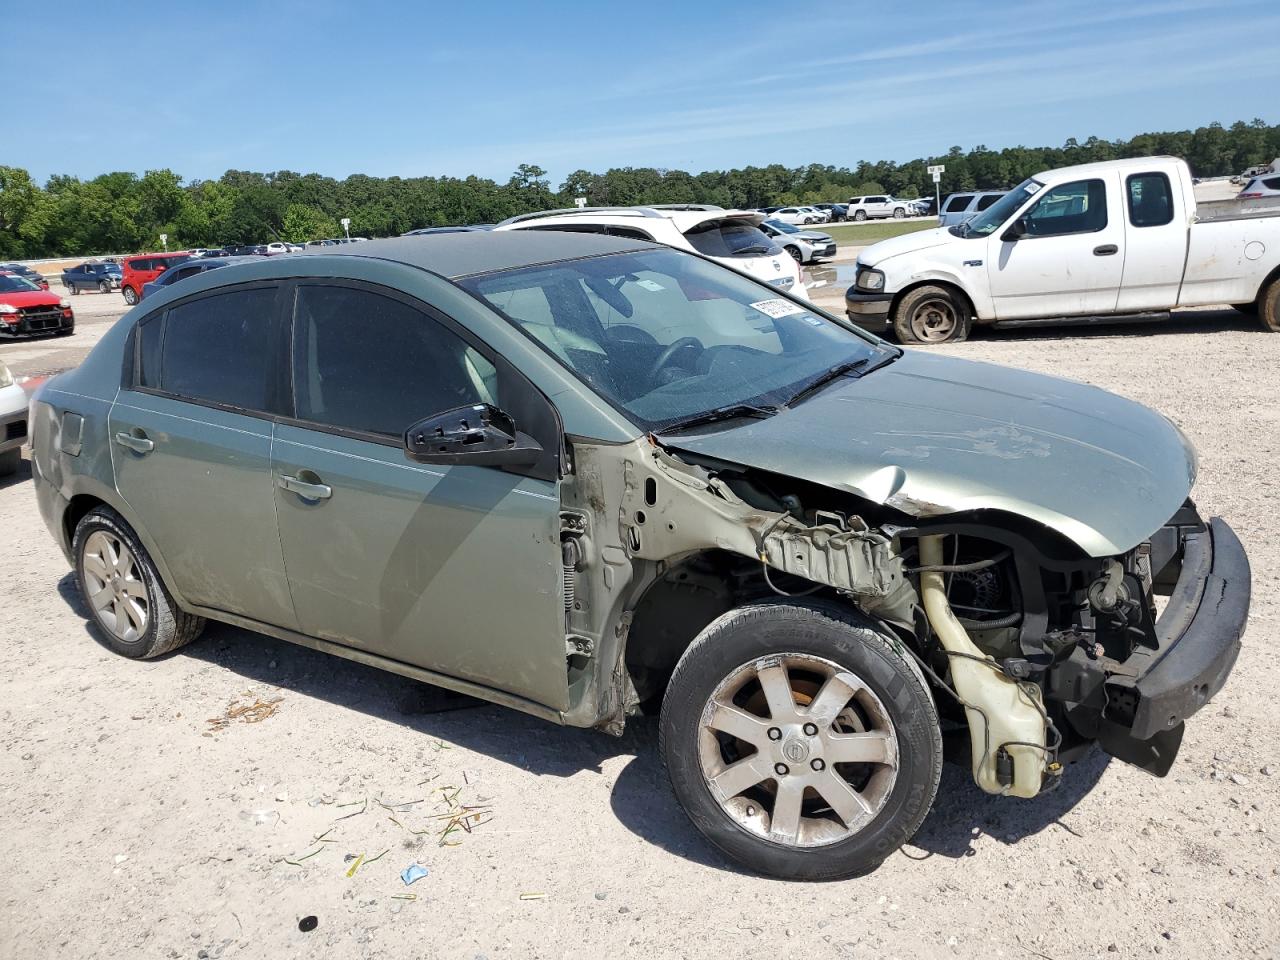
xmin=404 ymin=403 xmax=542 ymax=468
xmin=1001 ymin=218 xmax=1028 ymax=242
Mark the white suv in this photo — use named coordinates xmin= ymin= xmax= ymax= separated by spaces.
xmin=845 ymin=195 xmax=913 ymax=221
xmin=495 ymin=205 xmax=807 ymax=298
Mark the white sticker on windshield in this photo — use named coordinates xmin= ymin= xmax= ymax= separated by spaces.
xmin=750 ymin=298 xmax=806 ymax=319
xmin=635 ymin=279 xmax=665 ymax=292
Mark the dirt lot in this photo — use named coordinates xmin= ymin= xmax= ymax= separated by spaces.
xmin=1 ymin=284 xmax=1277 ymax=959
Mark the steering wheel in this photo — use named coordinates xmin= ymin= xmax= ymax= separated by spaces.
xmin=645 ymin=337 xmax=703 ymax=383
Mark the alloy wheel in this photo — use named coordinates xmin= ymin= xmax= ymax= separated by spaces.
xmin=82 ymin=530 xmax=149 ymax=643
xmin=697 ymin=653 xmax=898 ymax=848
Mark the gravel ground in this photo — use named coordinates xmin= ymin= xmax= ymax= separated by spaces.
xmin=1 ymin=288 xmax=1277 ymax=959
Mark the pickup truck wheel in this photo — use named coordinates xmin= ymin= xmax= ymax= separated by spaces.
xmin=122 ymin=286 xmax=138 ymax=305
xmin=98 ymin=280 xmax=111 ymax=294
xmin=892 ymin=207 xmax=906 ymax=219
xmin=1261 ymin=281 xmax=1280 ymax=332
xmin=67 ymin=282 xmax=80 ymax=295
xmin=72 ymin=506 xmax=205 ymax=659
xmin=893 ymin=285 xmax=971 ymax=344
xmin=853 ymin=210 xmax=867 ymax=222
xmin=660 ymin=601 xmax=941 ymax=880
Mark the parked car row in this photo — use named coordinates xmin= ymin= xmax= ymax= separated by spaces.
xmin=0 ymin=263 xmax=50 ymax=290
xmin=27 ymin=220 xmax=1251 ymax=881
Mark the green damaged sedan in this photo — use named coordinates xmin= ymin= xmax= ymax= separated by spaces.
xmin=30 ymin=231 xmax=1250 ymax=879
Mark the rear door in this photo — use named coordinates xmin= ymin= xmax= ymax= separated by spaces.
xmin=1116 ymin=170 xmax=1186 ymax=312
xmin=271 ymin=282 xmax=568 ymax=710
xmin=109 ymin=283 xmax=297 ymax=627
xmin=985 ymin=174 xmax=1125 ymax=319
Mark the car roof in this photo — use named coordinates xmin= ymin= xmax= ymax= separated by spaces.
xmin=304 ymin=230 xmax=655 ymax=278
xmin=1032 ymin=155 xmax=1181 ymax=181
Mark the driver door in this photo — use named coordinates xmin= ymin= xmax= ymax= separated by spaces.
xmin=271 ymin=282 xmax=569 ymax=711
xmin=985 ymin=174 xmax=1125 ymax=320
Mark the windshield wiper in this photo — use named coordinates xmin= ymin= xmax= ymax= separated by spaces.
xmin=658 ymin=402 xmax=781 ymax=434
xmin=733 ymin=244 xmax=773 ymax=255
xmin=784 ymin=357 xmax=878 ymax=408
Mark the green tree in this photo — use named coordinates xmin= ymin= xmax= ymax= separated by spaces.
xmin=281 ymin=203 xmax=339 ymax=243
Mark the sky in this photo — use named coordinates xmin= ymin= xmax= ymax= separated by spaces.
xmin=11 ymin=0 xmax=1280 ymax=187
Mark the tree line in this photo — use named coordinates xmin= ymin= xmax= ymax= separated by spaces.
xmin=1 ymin=119 xmax=1276 ymax=260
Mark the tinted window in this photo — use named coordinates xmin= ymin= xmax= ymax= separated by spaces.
xmin=976 ymin=194 xmax=1002 ymax=211
xmin=1263 ymin=176 xmax=1280 ymax=190
xmin=292 ymin=285 xmax=489 ymax=437
xmin=944 ymin=195 xmax=973 ymax=212
xmin=1024 ymin=179 xmax=1107 ymax=236
xmin=161 ymin=287 xmax=276 ymax=410
xmin=1126 ymin=173 xmax=1173 ymax=227
xmin=136 ymin=316 xmax=163 ymax=389
xmin=607 ymin=226 xmax=655 ymax=241
xmin=127 ymin=258 xmax=151 ymax=272
xmin=684 ymin=222 xmax=780 ymax=258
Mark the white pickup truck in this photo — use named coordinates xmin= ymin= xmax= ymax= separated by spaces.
xmin=845 ymin=156 xmax=1280 ymax=342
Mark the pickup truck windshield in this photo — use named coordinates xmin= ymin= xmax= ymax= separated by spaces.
xmin=962 ymin=179 xmax=1043 ymax=237
xmin=461 ymin=248 xmax=887 ymax=431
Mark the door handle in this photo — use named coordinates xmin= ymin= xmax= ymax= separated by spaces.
xmin=278 ymin=474 xmax=332 ymax=501
xmin=114 ymin=431 xmax=154 ymax=454
xmin=1093 ymin=244 xmax=1119 ymax=256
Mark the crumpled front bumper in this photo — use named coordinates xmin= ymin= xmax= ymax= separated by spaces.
xmin=1103 ymin=517 xmax=1250 ymax=747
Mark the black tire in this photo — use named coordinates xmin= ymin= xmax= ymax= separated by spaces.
xmin=892 ymin=207 xmax=906 ymax=219
xmin=122 ymin=286 xmax=138 ymax=305
xmin=1261 ymin=279 xmax=1280 ymax=332
xmin=72 ymin=506 xmax=205 ymax=659
xmin=67 ymin=281 xmax=80 ymax=295
xmin=892 ymin=284 xmax=972 ymax=344
xmin=853 ymin=210 xmax=867 ymax=222
xmin=98 ymin=280 xmax=111 ymax=294
xmin=785 ymin=245 xmax=804 ymax=263
xmin=1230 ymin=302 xmax=1257 ymax=315
xmin=660 ymin=600 xmax=942 ymax=880
xmin=0 ymin=448 xmax=19 ymax=477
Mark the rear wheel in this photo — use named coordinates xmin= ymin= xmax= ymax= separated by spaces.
xmin=73 ymin=506 xmax=205 ymax=659
xmin=67 ymin=281 xmax=80 ymax=295
xmin=660 ymin=601 xmax=941 ymax=880
xmin=1260 ymin=279 xmax=1280 ymax=332
xmin=893 ymin=207 xmax=906 ymax=219
xmin=854 ymin=210 xmax=867 ymax=222
xmin=893 ymin=284 xmax=971 ymax=344
xmin=98 ymin=280 xmax=111 ymax=294
xmin=122 ymin=286 xmax=138 ymax=305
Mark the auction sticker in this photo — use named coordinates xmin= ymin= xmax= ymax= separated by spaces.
xmin=750 ymin=298 xmax=807 ymax=319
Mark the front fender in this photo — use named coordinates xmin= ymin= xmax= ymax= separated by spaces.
xmin=882 ymin=260 xmax=995 ymax=320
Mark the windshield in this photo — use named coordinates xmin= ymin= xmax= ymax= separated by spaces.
xmin=763 ymin=218 xmax=801 ymax=234
xmin=962 ymin=178 xmax=1043 ymax=237
xmin=459 ymin=249 xmax=888 ymax=431
xmin=0 ymin=274 xmax=39 ymax=293
xmin=684 ymin=220 xmax=782 ymax=258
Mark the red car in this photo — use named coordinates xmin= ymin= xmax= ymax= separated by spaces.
xmin=0 ymin=270 xmax=74 ymax=338
xmin=121 ymin=252 xmax=189 ymax=305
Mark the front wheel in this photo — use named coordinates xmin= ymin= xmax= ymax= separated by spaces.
xmin=122 ymin=286 xmax=138 ymax=305
xmin=73 ymin=506 xmax=205 ymax=659
xmin=660 ymin=601 xmax=942 ymax=880
xmin=893 ymin=284 xmax=971 ymax=344
xmin=786 ymin=245 xmax=804 ymax=263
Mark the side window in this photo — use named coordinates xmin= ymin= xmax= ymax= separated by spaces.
xmin=976 ymin=194 xmax=1002 ymax=211
xmin=291 ymin=285 xmax=490 ymax=438
xmin=1126 ymin=173 xmax=1174 ymax=228
xmin=161 ymin=286 xmax=277 ymax=410
xmin=135 ymin=315 xmax=163 ymax=389
xmin=945 ymin=195 xmax=973 ymax=212
xmin=1265 ymin=176 xmax=1280 ymax=191
xmin=1024 ymin=179 xmax=1107 ymax=236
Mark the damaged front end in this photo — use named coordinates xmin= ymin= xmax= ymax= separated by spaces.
xmin=558 ymin=435 xmax=1250 ymax=803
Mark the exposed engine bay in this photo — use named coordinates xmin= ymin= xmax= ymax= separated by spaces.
xmin=558 ymin=436 xmax=1248 ymax=801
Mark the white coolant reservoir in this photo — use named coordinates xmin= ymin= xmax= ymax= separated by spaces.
xmin=918 ymin=536 xmax=1047 ymax=798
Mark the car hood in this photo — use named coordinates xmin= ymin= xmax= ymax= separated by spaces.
xmin=660 ymin=351 xmax=1195 ymax=558
xmin=858 ymin=226 xmax=959 ymax=266
xmin=0 ymin=291 xmax=61 ymax=308
xmin=792 ymin=230 xmax=833 ymax=242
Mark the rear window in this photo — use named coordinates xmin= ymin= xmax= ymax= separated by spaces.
xmin=975 ymin=194 xmax=1003 ymax=211
xmin=126 ymin=258 xmax=151 ymax=272
xmin=944 ymin=195 xmax=974 ymax=212
xmin=684 ymin=221 xmax=781 ymax=259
